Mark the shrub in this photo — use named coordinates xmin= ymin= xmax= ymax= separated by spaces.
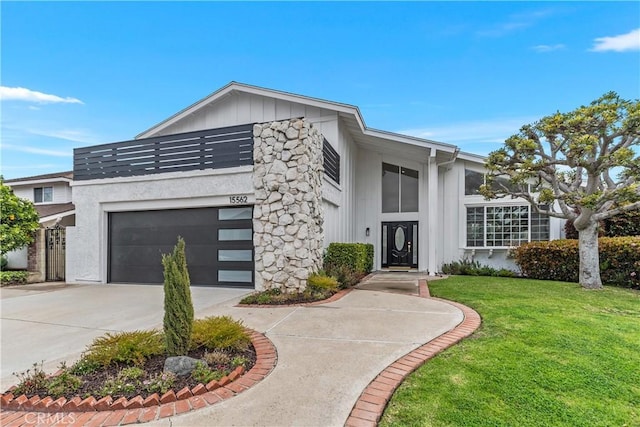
xmin=324 ymin=243 xmax=374 ymax=276
xmin=69 ymin=356 xmax=101 ymax=376
xmin=12 ymin=362 xmax=48 ymax=395
xmin=46 ymin=370 xmax=82 ymax=397
xmin=1 ymin=255 xmax=7 ymax=271
xmin=565 ymin=209 xmax=640 ymax=239
xmin=143 ymin=372 xmax=176 ymax=395
xmin=514 ymin=236 xmax=640 ymax=288
xmin=162 ymin=237 xmax=194 ymax=356
xmin=441 ymin=259 xmax=517 ymax=277
xmin=191 ymin=316 xmax=250 ymax=351
xmin=84 ymin=330 xmax=164 ymax=367
xmin=191 ymin=361 xmax=226 ymax=383
xmin=0 ymin=271 xmax=28 ymax=286
xmin=306 ymin=273 xmax=339 ymax=293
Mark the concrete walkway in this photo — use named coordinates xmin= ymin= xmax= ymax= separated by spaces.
xmin=1 ymin=273 xmax=464 ymax=426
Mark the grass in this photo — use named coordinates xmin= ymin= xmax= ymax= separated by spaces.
xmin=380 ymin=276 xmax=640 ymax=427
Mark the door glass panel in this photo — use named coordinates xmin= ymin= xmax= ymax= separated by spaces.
xmin=412 ymin=224 xmax=418 ymax=265
xmin=395 ymin=227 xmax=405 ymax=251
xmin=219 ymin=207 xmax=252 ymax=220
xmin=218 ymin=250 xmax=252 ymax=262
xmin=218 ymin=270 xmax=252 ymax=283
xmin=382 ymin=163 xmax=400 ymax=213
xmin=400 ymin=167 xmax=419 ymax=212
xmin=382 ymin=225 xmax=387 ymax=264
xmin=218 ymin=228 xmax=252 ymax=241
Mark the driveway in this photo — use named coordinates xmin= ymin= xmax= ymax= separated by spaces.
xmin=1 ymin=275 xmax=464 ymax=426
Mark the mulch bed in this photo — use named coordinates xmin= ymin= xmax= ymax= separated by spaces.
xmin=8 ymin=346 xmax=256 ymax=401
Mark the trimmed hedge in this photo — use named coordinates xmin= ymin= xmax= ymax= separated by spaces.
xmin=565 ymin=210 xmax=640 ymax=239
xmin=513 ymin=236 xmax=640 ymax=288
xmin=324 ymin=243 xmax=374 ymax=274
xmin=323 ymin=243 xmax=374 ymax=288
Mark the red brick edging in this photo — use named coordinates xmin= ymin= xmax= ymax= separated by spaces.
xmin=345 ymin=279 xmax=482 ymax=427
xmin=0 ymin=330 xmax=277 ymax=426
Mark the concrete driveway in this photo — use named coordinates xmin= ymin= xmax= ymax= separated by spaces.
xmin=1 ymin=275 xmax=465 ymax=426
xmin=0 ymin=282 xmax=251 ymax=390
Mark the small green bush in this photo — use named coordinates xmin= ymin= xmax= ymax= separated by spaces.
xmin=0 ymin=255 xmax=7 ymax=271
xmin=84 ymin=330 xmax=164 ymax=367
xmin=307 ymin=273 xmax=339 ymax=292
xmin=69 ymin=356 xmax=101 ymax=376
xmin=0 ymin=271 xmax=28 ymax=286
xmin=190 ymin=316 xmax=250 ymax=352
xmin=514 ymin=236 xmax=640 ymax=288
xmin=46 ymin=371 xmax=82 ymax=397
xmin=190 ymin=361 xmax=226 ymax=383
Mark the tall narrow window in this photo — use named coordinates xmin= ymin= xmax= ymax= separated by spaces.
xmin=465 ymin=170 xmax=484 ymax=195
xmin=382 ymin=162 xmax=419 ymax=213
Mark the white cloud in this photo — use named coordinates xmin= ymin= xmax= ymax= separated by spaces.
xmin=532 ymin=44 xmax=566 ymax=53
xmin=0 ymin=86 xmax=83 ymax=104
xmin=477 ymin=9 xmax=556 ymax=37
xmin=2 ymin=143 xmax=72 ymax=157
xmin=398 ymin=116 xmax=537 ymax=154
xmin=26 ymin=128 xmax=99 ymax=144
xmin=591 ymin=28 xmax=640 ymax=52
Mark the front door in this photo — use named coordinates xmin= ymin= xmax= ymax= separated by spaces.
xmin=381 ymin=222 xmax=418 ymax=269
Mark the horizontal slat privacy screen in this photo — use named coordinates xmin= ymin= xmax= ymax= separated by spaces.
xmin=74 ymin=123 xmax=254 ymax=180
xmin=74 ymin=122 xmax=341 ymax=183
xmin=323 ymin=138 xmax=340 ymax=184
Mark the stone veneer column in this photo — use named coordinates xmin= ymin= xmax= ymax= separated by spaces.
xmin=252 ymin=119 xmax=324 ymax=291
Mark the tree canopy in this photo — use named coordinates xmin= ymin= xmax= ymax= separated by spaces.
xmin=481 ymin=92 xmax=640 ymax=289
xmin=0 ymin=180 xmax=40 ymax=255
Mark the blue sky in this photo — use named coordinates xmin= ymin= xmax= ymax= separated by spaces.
xmin=1 ymin=1 xmax=639 ymax=179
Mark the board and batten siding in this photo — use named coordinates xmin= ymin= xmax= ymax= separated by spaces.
xmin=156 ymin=91 xmax=339 ymax=138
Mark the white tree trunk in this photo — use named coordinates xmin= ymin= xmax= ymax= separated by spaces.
xmin=578 ymin=221 xmax=603 ymax=289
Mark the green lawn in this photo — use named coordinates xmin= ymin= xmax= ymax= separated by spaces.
xmin=380 ymin=276 xmax=640 ymax=427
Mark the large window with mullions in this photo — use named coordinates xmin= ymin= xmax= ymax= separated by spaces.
xmin=466 ymin=205 xmax=550 ymax=247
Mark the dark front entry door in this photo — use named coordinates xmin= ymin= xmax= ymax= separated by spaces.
xmin=382 ymin=222 xmax=418 ymax=269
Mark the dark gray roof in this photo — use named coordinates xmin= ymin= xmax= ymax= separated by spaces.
xmin=36 ymin=203 xmax=75 ymax=219
xmin=4 ymin=171 xmax=73 ymax=184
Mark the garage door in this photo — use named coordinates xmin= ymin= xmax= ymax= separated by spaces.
xmin=108 ymin=206 xmax=254 ymax=287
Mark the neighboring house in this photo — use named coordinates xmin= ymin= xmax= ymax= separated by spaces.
xmin=66 ymin=82 xmax=564 ymax=289
xmin=3 ymin=171 xmax=74 ymax=280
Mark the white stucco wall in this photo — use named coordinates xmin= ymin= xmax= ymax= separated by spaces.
xmin=66 ymin=167 xmax=254 ymax=284
xmin=5 ymin=248 xmax=27 ymax=270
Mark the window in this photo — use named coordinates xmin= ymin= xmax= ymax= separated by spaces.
xmin=466 ymin=205 xmax=550 ymax=247
xmin=382 ymin=163 xmax=419 ymax=213
xmin=465 ymin=170 xmax=484 ymax=195
xmin=34 ymin=187 xmax=53 ymax=203
xmin=465 ymin=169 xmax=518 ymax=195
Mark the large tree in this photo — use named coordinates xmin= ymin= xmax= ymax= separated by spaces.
xmin=481 ymin=92 xmax=640 ymax=289
xmin=0 ymin=180 xmax=40 ymax=255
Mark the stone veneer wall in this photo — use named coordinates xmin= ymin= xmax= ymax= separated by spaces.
xmin=252 ymin=119 xmax=324 ymax=291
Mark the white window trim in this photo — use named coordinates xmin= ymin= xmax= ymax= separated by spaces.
xmin=464 ymin=204 xmax=550 ymax=249
xmin=34 ymin=186 xmax=54 ymax=204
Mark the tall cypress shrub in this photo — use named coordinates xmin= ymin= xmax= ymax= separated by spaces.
xmin=162 ymin=237 xmax=194 ymax=356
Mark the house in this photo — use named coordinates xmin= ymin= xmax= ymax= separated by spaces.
xmin=3 ymin=171 xmax=74 ymax=281
xmin=66 ymin=82 xmax=564 ymax=289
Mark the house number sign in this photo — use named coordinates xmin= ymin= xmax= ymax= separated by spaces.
xmin=229 ymin=195 xmax=248 ymax=204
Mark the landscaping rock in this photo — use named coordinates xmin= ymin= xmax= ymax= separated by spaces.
xmin=164 ymin=356 xmax=202 ymax=377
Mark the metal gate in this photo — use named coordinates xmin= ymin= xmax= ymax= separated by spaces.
xmin=45 ymin=226 xmax=66 ymax=281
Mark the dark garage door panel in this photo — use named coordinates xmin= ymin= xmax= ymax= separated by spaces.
xmin=109 ymin=207 xmax=253 ymax=287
